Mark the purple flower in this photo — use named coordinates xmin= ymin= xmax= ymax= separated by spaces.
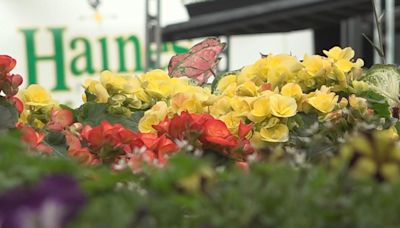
xmin=0 ymin=174 xmax=86 ymax=228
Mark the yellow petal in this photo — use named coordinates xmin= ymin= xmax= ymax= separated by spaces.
xmin=250 ymin=96 xmax=271 ymax=118
xmin=281 ymin=83 xmax=303 ymax=100
xmin=259 ymin=124 xmax=289 ymax=142
xmin=269 ymin=94 xmax=297 ymax=118
xmin=335 ymin=59 xmax=353 ymax=73
xmin=323 ymin=46 xmax=342 ymax=60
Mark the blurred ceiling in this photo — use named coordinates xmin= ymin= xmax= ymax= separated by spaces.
xmin=162 ymin=0 xmax=400 ymax=41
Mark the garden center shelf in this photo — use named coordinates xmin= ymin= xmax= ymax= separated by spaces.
xmin=162 ymin=0 xmax=399 ymax=41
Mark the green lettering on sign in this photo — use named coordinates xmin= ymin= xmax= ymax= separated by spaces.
xmin=98 ymin=37 xmax=109 ymax=71
xmin=172 ymin=42 xmax=190 ymax=54
xmin=70 ymin=37 xmax=95 ymax=76
xmin=116 ymin=35 xmax=143 ymax=72
xmin=20 ymin=28 xmax=68 ymax=91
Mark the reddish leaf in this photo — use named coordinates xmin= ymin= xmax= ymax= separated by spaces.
xmin=0 ymin=55 xmax=16 ymax=75
xmin=168 ymin=37 xmax=226 ymax=85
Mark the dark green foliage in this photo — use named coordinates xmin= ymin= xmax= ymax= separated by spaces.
xmin=2 ymin=131 xmax=400 ymax=228
xmin=0 ymin=100 xmax=18 ymax=132
xmin=75 ymin=102 xmax=144 ymax=131
xmin=358 ymin=90 xmax=391 ymax=118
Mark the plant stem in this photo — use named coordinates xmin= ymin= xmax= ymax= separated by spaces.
xmin=371 ymin=0 xmax=386 ymax=64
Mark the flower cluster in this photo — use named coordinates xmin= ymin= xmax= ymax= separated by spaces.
xmin=65 ymin=121 xmax=178 ymax=171
xmin=0 ymin=175 xmax=85 ymax=228
xmin=136 ymin=47 xmax=367 ymax=146
xmin=0 ymin=55 xmax=23 ymax=112
xmin=83 ymin=70 xmax=210 ymax=117
xmin=333 ymin=128 xmax=400 ymax=182
xmin=207 ymin=47 xmax=366 ymax=145
xmin=19 ymin=124 xmax=53 ymax=154
xmin=18 ymin=84 xmax=57 ymax=128
xmin=153 ymin=111 xmax=255 ymax=165
xmin=9 ymin=39 xmax=399 ymax=178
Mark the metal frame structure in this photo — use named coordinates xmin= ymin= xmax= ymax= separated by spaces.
xmin=145 ymin=0 xmax=161 ymax=71
xmin=385 ymin=0 xmax=396 ymax=64
xmin=145 ymin=0 xmax=398 ymax=70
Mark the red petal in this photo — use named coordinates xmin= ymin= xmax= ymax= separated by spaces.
xmin=81 ymin=125 xmax=92 ymax=141
xmin=36 ymin=144 xmax=54 ymax=154
xmin=0 ymin=55 xmax=16 ymax=75
xmin=65 ymin=132 xmax=82 ymax=151
xmin=152 ymin=117 xmax=170 ymax=135
xmin=9 ymin=97 xmax=24 ymax=113
xmin=238 ymin=121 xmax=252 ymax=139
xmin=204 ymin=136 xmax=237 ymax=147
xmin=203 ymin=119 xmax=231 ymax=138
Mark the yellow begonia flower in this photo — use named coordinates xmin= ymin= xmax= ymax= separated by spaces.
xmin=146 ymin=101 xmax=169 ymax=120
xmin=381 ymin=163 xmax=400 ymax=182
xmin=32 ymin=119 xmax=46 ymax=129
xmin=141 ymin=69 xmax=170 ymax=81
xmin=216 ymin=75 xmax=237 ymax=92
xmin=21 ymin=84 xmax=54 ymax=106
xmin=134 ymin=89 xmax=151 ymax=105
xmin=138 ymin=101 xmax=169 ymax=133
xmin=269 ymin=94 xmax=297 ymax=118
xmin=237 ymin=81 xmax=258 ymax=97
xmin=281 ymin=83 xmax=303 ymax=100
xmin=219 ymin=112 xmax=241 ymax=134
xmin=335 ymin=59 xmax=353 ymax=73
xmin=238 ymin=65 xmax=263 ymax=85
xmin=138 ymin=114 xmax=160 ymax=133
xmin=145 ymin=80 xmax=173 ymax=99
xmin=170 ymin=78 xmax=190 ymax=93
xmin=140 ymin=69 xmax=174 ymax=99
xmin=222 ymin=83 xmax=238 ymax=97
xmin=350 ymin=157 xmax=377 ymax=179
xmin=384 ymin=126 xmax=399 ymax=140
xmin=338 ymin=97 xmax=349 ymax=109
xmin=170 ymin=93 xmax=204 ymax=114
xmin=126 ymin=95 xmax=142 ymax=109
xmin=83 ymin=79 xmax=110 ymax=103
xmin=261 ymin=117 xmax=280 ymax=129
xmin=100 ymin=71 xmax=135 ymax=93
xmin=176 ymin=85 xmax=211 ymax=102
xmin=252 ymin=58 xmax=269 ymax=81
xmin=302 ymin=54 xmax=332 ymax=77
xmin=230 ymin=98 xmax=251 ymax=117
xmin=348 ymin=95 xmax=367 ymax=112
xmin=332 ymin=67 xmax=347 ymax=87
xmin=267 ymin=54 xmax=304 ymax=86
xmin=259 ymin=124 xmax=289 ymax=142
xmin=351 ymin=80 xmax=370 ymax=93
xmin=307 ymin=86 xmax=338 ymax=113
xmin=248 ymin=96 xmax=271 ymax=123
xmin=323 ymin=46 xmax=354 ymax=61
xmin=323 ymin=46 xmax=364 ymax=73
xmin=18 ymin=110 xmax=30 ymax=124
xmin=210 ymin=97 xmax=232 ymax=117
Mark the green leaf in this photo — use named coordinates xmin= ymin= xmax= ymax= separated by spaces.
xmin=361 ymin=64 xmax=400 ymax=107
xmin=357 ymin=89 xmax=391 ymax=118
xmin=76 ymin=102 xmax=144 ymax=131
xmin=290 ymin=112 xmax=319 ymax=137
xmin=85 ymin=91 xmax=98 ymax=102
xmin=0 ymin=101 xmax=18 ymax=132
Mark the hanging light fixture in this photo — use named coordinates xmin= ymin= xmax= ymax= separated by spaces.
xmin=87 ymin=0 xmax=103 ymax=23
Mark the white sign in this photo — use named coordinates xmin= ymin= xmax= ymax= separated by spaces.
xmin=0 ymin=0 xmax=313 ymax=106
